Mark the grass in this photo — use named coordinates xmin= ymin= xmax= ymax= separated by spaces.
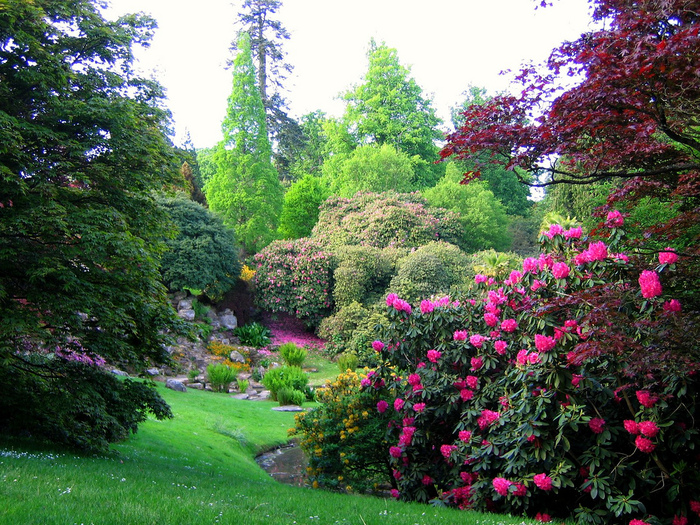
xmin=0 ymin=382 xmax=537 ymax=525
xmin=304 ymin=349 xmax=342 ymax=388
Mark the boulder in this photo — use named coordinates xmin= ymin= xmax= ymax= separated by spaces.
xmin=177 ymin=298 xmax=193 ymax=311
xmin=111 ymin=369 xmax=129 ymax=377
xmin=146 ymin=368 xmax=161 ymax=376
xmin=229 ymin=350 xmax=246 ymax=363
xmin=178 ymin=309 xmax=195 ymax=321
xmin=219 ymin=309 xmax=238 ymax=330
xmin=166 ymin=379 xmax=187 ymax=393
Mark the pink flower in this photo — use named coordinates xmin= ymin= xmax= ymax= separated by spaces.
xmin=420 ymin=299 xmax=434 ymax=314
xmin=453 ymin=330 xmax=468 ymax=341
xmin=624 ymin=420 xmax=640 ymax=434
xmin=377 ymin=400 xmax=388 ymax=413
xmin=534 ymin=473 xmax=553 ymax=491
xmin=692 ymin=501 xmax=700 ymax=516
xmin=535 ymin=334 xmax=556 ymax=352
xmin=407 ymin=373 xmax=421 ymax=386
xmin=478 ymin=410 xmax=500 ymax=429
xmin=394 ymin=398 xmax=404 ymax=411
xmin=587 ymin=241 xmax=608 ymax=261
xmin=564 ymin=226 xmax=582 ymax=239
xmin=360 ymin=378 xmax=371 ymax=388
xmin=635 ymin=435 xmax=655 ymax=453
xmin=493 ymin=340 xmax=507 ymax=355
xmin=386 ymin=293 xmax=398 ymax=306
xmin=372 ymin=340 xmax=385 ymax=352
xmin=440 ymin=444 xmax=457 ymax=459
xmin=516 ymin=349 xmax=529 ymax=366
xmin=523 ymin=257 xmax=538 ymax=273
xmin=528 ymin=352 xmax=541 ymax=364
xmin=501 ymin=319 xmax=518 ymax=332
xmin=422 ymin=474 xmax=433 ymax=485
xmin=636 ymin=390 xmax=658 ymax=408
xmin=393 ymin=298 xmax=412 ymax=314
xmin=389 ymin=446 xmax=402 ymax=458
xmin=458 ymin=430 xmax=472 ymax=442
xmin=629 ymin=520 xmax=651 ymax=525
xmin=659 ymin=248 xmax=678 ymax=265
xmin=509 ymin=270 xmax=523 ymax=284
xmin=535 ymin=513 xmax=552 ymax=523
xmin=474 ymin=274 xmax=488 ymax=284
xmin=571 ymin=374 xmax=583 ymax=387
xmin=638 ymin=421 xmax=659 ymax=437
xmin=470 ymin=356 xmax=483 ymax=370
xmin=466 ymin=375 xmax=478 ymax=389
xmin=414 ymin=403 xmax=426 ymax=413
xmin=390 ymin=488 xmax=400 ymax=498
xmin=470 ymin=334 xmax=485 ymax=348
xmin=460 ymin=389 xmax=474 ymax=401
xmin=492 ymin=477 xmax=512 ymax=496
xmin=513 ymin=482 xmax=526 ymax=496
xmin=551 ymin=262 xmax=570 ymax=279
xmin=589 ymin=417 xmax=606 ymax=434
xmin=663 ymin=299 xmax=682 ymax=313
xmin=399 ymin=426 xmax=415 ymax=446
xmin=544 ymin=224 xmax=564 ymax=239
xmin=427 ymin=349 xmax=441 ymax=363
xmin=639 ymin=270 xmax=662 ymax=298
xmin=484 ymin=312 xmax=499 ymax=327
xmin=606 ymin=210 xmax=624 ymax=227
xmin=673 ymin=515 xmax=688 ymax=525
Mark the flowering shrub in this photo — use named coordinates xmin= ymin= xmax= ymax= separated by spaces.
xmin=366 ymin=220 xmax=699 ymax=524
xmin=253 ymin=238 xmax=335 ymax=326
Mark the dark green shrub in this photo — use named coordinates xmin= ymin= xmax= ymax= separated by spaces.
xmin=332 ymin=245 xmax=395 ymax=308
xmin=233 ymin=322 xmax=271 ymax=348
xmin=279 ymin=342 xmax=307 ymax=367
xmin=206 ymin=363 xmax=237 ymax=393
xmin=262 ymin=366 xmax=309 ymax=401
xmin=276 ymin=386 xmax=306 ymax=406
xmin=317 ymin=302 xmax=368 ymax=356
xmin=336 ymin=352 xmax=358 ymax=372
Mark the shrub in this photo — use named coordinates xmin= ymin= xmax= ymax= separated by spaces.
xmin=233 ymin=322 xmax=271 ymax=348
xmin=262 ymin=366 xmax=309 ymax=401
xmin=279 ymin=342 xmax=307 ymax=368
xmin=206 ymin=363 xmax=237 ymax=393
xmin=336 ymin=352 xmax=358 ymax=373
xmin=332 ymin=245 xmax=395 ymax=308
xmin=236 ymin=378 xmax=249 ymax=392
xmin=277 ymin=386 xmax=306 ymax=406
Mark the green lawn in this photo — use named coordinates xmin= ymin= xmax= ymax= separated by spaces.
xmin=0 ymin=382 xmax=536 ymax=525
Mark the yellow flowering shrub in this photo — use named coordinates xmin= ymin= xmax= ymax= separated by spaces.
xmin=240 ymin=264 xmax=256 ymax=282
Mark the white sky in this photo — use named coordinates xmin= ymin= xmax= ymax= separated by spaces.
xmin=105 ymin=0 xmax=594 ymax=149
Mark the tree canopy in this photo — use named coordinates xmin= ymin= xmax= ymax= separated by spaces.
xmin=0 ymin=0 xmax=182 ymax=449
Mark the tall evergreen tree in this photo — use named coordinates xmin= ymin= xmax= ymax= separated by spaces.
xmin=342 ymin=40 xmax=445 ymax=188
xmin=205 ymin=32 xmax=283 ymax=253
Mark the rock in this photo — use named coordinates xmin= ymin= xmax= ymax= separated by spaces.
xmin=229 ymin=350 xmax=246 ymax=363
xmin=146 ymin=368 xmax=161 ymax=376
xmin=178 ymin=309 xmax=195 ymax=321
xmin=111 ymin=369 xmax=129 ymax=377
xmin=230 ymin=393 xmax=249 ymax=400
xmin=219 ymin=310 xmax=238 ymax=330
xmin=166 ymin=379 xmax=187 ymax=393
xmin=272 ymin=405 xmax=306 ymax=412
xmin=178 ymin=298 xmax=193 ymax=311
xmin=187 ymin=382 xmax=204 ymax=390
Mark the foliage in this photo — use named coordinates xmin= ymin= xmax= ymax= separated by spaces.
xmin=206 ymin=363 xmax=238 ymax=393
xmin=240 ymin=264 xmax=256 ymax=282
xmin=253 ymin=238 xmax=336 ymax=326
xmin=292 ymin=370 xmax=395 ymax=493
xmin=237 ymin=377 xmax=250 ymax=392
xmin=342 ymin=40 xmax=444 ymax=187
xmin=332 ymin=245 xmax=396 ymax=308
xmin=204 ymin=32 xmax=283 ymax=253
xmin=363 ymin=219 xmax=699 ymax=523
xmin=279 ymin=342 xmax=307 ymax=368
xmin=337 ymin=352 xmax=359 ymax=373
xmin=441 ymin=0 xmax=700 ymax=261
xmin=423 ymin=166 xmax=512 ymax=252
xmin=327 ymin=144 xmax=416 ymax=197
xmin=157 ymin=196 xmax=241 ymax=300
xmin=469 ymin=249 xmax=523 ymax=281
xmin=0 ymin=0 xmax=184 ymax=448
xmin=287 ymin=111 xmax=331 ymax=178
xmin=262 ymin=365 xmax=309 ymax=401
xmin=278 ymin=174 xmax=329 ymax=239
xmin=311 ymin=192 xmax=465 ymax=250
xmin=233 ymin=322 xmax=271 ymax=348
xmin=387 ymin=242 xmax=471 ymax=305
xmin=276 ymin=386 xmax=306 ymax=406
xmin=317 ymin=302 xmax=369 ymax=351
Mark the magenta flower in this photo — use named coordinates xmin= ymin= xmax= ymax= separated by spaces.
xmin=407 ymin=373 xmax=421 ymax=386
xmin=639 ymin=270 xmax=662 ymax=298
xmin=389 ymin=446 xmax=402 ymax=458
xmin=470 ymin=334 xmax=485 ymax=348
xmin=564 ymin=226 xmax=582 ymax=239
xmin=484 ymin=312 xmax=499 ymax=327
xmin=606 ymin=210 xmax=624 ymax=227
xmin=377 ymin=400 xmax=388 ymax=413
xmin=629 ymin=520 xmax=651 ymax=525
xmin=492 ymin=477 xmax=512 ymax=496
xmin=413 ymin=402 xmax=426 ymax=413
xmin=638 ymin=420 xmax=659 ymax=437
xmin=440 ymin=444 xmax=457 ymax=458
xmin=509 ymin=270 xmax=523 ymax=284
xmin=453 ymin=330 xmax=468 ymax=341
xmin=420 ymin=299 xmax=434 ymax=314
xmin=636 ymin=390 xmax=658 ymax=408
xmin=360 ymin=378 xmax=371 ymax=388
xmin=635 ymin=435 xmax=656 ymax=453
xmin=533 ymin=473 xmax=553 ymax=491
xmin=544 ymin=224 xmax=564 ymax=239
xmin=523 ymin=257 xmax=538 ymax=273
xmin=535 ymin=334 xmax=556 ymax=353
xmin=393 ymin=298 xmax=412 ymax=314
xmin=587 ymin=241 xmax=608 ymax=261
xmin=460 ymin=389 xmax=474 ymax=401
xmin=517 ymin=349 xmax=529 ymax=366
xmin=494 ymin=340 xmax=508 ymax=355
xmin=501 ymin=318 xmax=518 ymax=332
xmin=528 ymin=352 xmax=541 ymax=364
xmin=623 ymin=420 xmax=640 ymax=434
xmin=466 ymin=375 xmax=478 ymax=389
xmin=659 ymin=248 xmax=678 ymax=265
xmin=427 ymin=349 xmax=441 ymax=363
xmin=470 ymin=356 xmax=483 ymax=370
xmin=458 ymin=430 xmax=472 ymax=442
xmin=372 ymin=340 xmax=385 ymax=352
xmin=386 ymin=293 xmax=398 ymax=306
xmin=589 ymin=417 xmax=606 ymax=434
xmin=421 ymin=475 xmax=433 ymax=485
xmin=390 ymin=488 xmax=400 ymax=499
xmin=551 ymin=262 xmax=570 ymax=279
xmin=663 ymin=299 xmax=682 ymax=313
xmin=478 ymin=409 xmax=500 ymax=429
xmin=394 ymin=398 xmax=404 ymax=411
xmin=474 ymin=274 xmax=488 ymax=284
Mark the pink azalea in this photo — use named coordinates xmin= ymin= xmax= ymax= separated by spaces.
xmin=360 ymin=378 xmax=371 ymax=388
xmin=639 ymin=270 xmax=662 ymax=298
xmin=372 ymin=340 xmax=385 ymax=352
xmin=440 ymin=444 xmax=457 ymax=458
xmin=389 ymin=446 xmax=402 ymax=458
xmin=377 ymin=400 xmax=388 ymax=413
xmin=470 ymin=356 xmax=484 ymax=370
xmin=386 ymin=293 xmax=398 ymax=306
xmin=492 ymin=477 xmax=512 ymax=496
xmin=623 ymin=420 xmax=640 ymax=434
xmin=422 ymin=474 xmax=433 ymax=485
xmin=460 ymin=389 xmax=474 ymax=401
xmin=571 ymin=374 xmax=583 ymax=387
xmin=509 ymin=270 xmax=523 ymax=284
xmin=693 ymin=501 xmax=700 ymax=516
xmin=474 ymin=274 xmax=488 ymax=284
xmin=420 ymin=299 xmax=434 ymax=314
xmin=513 ymin=482 xmax=527 ymax=496
xmin=544 ymin=224 xmax=564 ymax=239
xmin=459 ymin=430 xmax=472 ymax=442
xmin=587 ymin=241 xmax=608 ymax=261
xmin=517 ymin=349 xmax=529 ymax=366
xmin=453 ymin=330 xmax=468 ymax=341
xmin=564 ymin=226 xmax=582 ymax=239
xmin=551 ymin=262 xmax=570 ymax=279
xmin=663 ymin=299 xmax=682 ymax=313
xmin=466 ymin=375 xmax=478 ymax=389
xmin=528 ymin=352 xmax=541 ymax=364
xmin=659 ymin=248 xmax=678 ymax=265
xmin=535 ymin=513 xmax=552 ymax=523
xmin=523 ymin=257 xmax=538 ymax=273
xmin=427 ymin=349 xmax=441 ymax=363
xmin=393 ymin=298 xmax=412 ymax=314
xmin=638 ymin=420 xmax=659 ymax=437
xmin=636 ymin=390 xmax=658 ymax=408
xmin=589 ymin=417 xmax=606 ymax=434
xmin=673 ymin=515 xmax=688 ymax=525
xmin=534 ymin=334 xmax=556 ymax=353
xmin=606 ymin=210 xmax=624 ymax=227
xmin=629 ymin=520 xmax=651 ymax=525
xmin=407 ymin=373 xmax=421 ymax=386
xmin=484 ymin=312 xmax=499 ymax=327
xmin=635 ymin=435 xmax=656 ymax=453
xmin=478 ymin=409 xmax=500 ymax=429
xmin=394 ymin=398 xmax=404 ymax=411
xmin=501 ymin=319 xmax=518 ymax=332
xmin=494 ymin=340 xmax=508 ymax=355
xmin=470 ymin=334 xmax=485 ymax=348
xmin=533 ymin=473 xmax=553 ymax=491
xmin=413 ymin=402 xmax=426 ymax=413
xmin=390 ymin=488 xmax=400 ymax=498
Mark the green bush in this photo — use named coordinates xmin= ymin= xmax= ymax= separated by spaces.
xmin=336 ymin=352 xmax=358 ymax=373
xmin=262 ymin=366 xmax=309 ymax=401
xmin=206 ymin=363 xmax=237 ymax=393
xmin=332 ymin=245 xmax=395 ymax=308
xmin=279 ymin=342 xmax=307 ymax=367
xmin=236 ymin=378 xmax=249 ymax=392
xmin=317 ymin=302 xmax=368 ymax=355
xmin=233 ymin=322 xmax=271 ymax=348
xmin=276 ymin=386 xmax=306 ymax=406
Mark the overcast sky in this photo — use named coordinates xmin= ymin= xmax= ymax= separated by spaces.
xmin=105 ymin=0 xmax=594 ymax=149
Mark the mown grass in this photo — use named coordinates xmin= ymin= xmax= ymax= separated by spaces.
xmin=0 ymin=382 xmax=536 ymax=525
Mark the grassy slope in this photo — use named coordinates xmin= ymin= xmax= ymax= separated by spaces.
xmin=0 ymin=383 xmax=535 ymax=525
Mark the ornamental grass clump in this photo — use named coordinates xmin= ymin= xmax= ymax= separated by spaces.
xmin=206 ymin=363 xmax=237 ymax=393
xmin=279 ymin=342 xmax=306 ymax=368
xmin=262 ymin=365 xmax=309 ymax=402
xmin=295 ymin=216 xmax=700 ymax=524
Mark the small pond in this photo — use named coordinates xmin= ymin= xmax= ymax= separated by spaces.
xmin=256 ymin=443 xmax=308 ymax=486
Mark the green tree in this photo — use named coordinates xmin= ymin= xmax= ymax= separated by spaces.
xmin=204 ymin=33 xmax=283 ymax=253
xmin=158 ymin=196 xmax=240 ymax=300
xmin=278 ymin=174 xmax=329 ymax=239
xmin=423 ymin=165 xmax=511 ymax=252
xmin=329 ymin=144 xmax=416 ymax=197
xmin=288 ymin=110 xmax=331 ymax=178
xmin=342 ymin=40 xmax=444 ymax=188
xmin=0 ymin=0 xmax=181 ymax=449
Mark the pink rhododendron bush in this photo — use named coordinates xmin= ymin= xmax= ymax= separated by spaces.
xmin=298 ymin=219 xmax=699 ymax=524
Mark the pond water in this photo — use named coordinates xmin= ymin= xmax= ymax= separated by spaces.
xmin=256 ymin=443 xmax=309 ymax=486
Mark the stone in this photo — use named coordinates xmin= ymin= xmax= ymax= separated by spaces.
xmin=272 ymin=405 xmax=306 ymax=412
xmin=178 ymin=309 xmax=195 ymax=321
xmin=166 ymin=379 xmax=187 ymax=393
xmin=187 ymin=382 xmax=204 ymax=390
xmin=229 ymin=350 xmax=246 ymax=363
xmin=177 ymin=298 xmax=193 ymax=311
xmin=111 ymin=369 xmax=129 ymax=377
xmin=219 ymin=310 xmax=238 ymax=330
xmin=146 ymin=368 xmax=160 ymax=376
